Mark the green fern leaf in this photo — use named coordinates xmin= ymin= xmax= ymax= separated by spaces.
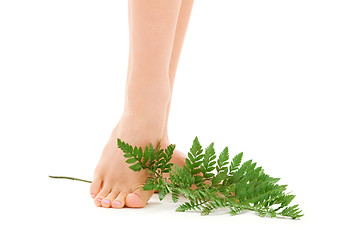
xmin=216 ymin=146 xmax=229 ymax=172
xmin=55 ymin=137 xmax=303 ymax=219
xmin=125 ymin=158 xmax=137 ymax=164
xmin=129 ymin=162 xmax=142 ymax=172
xmin=229 ymin=152 xmax=243 ymax=173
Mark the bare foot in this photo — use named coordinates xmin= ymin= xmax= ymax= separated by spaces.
xmin=90 ymin=103 xmax=169 ymax=208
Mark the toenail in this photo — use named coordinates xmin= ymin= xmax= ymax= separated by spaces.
xmin=114 ymin=201 xmax=121 ymax=205
xmin=103 ymin=199 xmax=110 ymax=204
xmin=91 ymin=194 xmax=95 ymax=198
xmin=97 ymin=198 xmax=102 ymax=202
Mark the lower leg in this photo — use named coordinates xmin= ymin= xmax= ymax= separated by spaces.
xmin=162 ymin=0 xmax=195 ymax=144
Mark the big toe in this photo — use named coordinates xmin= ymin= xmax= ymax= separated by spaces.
xmin=125 ymin=187 xmax=154 ymax=208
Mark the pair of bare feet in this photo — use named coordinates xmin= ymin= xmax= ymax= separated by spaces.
xmin=90 ymin=92 xmax=186 ymax=209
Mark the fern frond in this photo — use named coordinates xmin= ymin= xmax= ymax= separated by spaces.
xmin=216 ymin=146 xmax=229 ymax=173
xmin=200 ymin=142 xmax=216 ymax=179
xmin=185 ymin=137 xmax=204 ymax=174
xmin=118 ymin=137 xmax=303 ymax=219
xmin=51 ymin=137 xmax=303 ymax=219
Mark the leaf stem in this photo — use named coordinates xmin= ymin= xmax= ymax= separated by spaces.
xmin=49 ymin=175 xmax=92 ymax=183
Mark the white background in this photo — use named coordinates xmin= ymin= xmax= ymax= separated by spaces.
xmin=0 ymin=0 xmax=351 ymax=239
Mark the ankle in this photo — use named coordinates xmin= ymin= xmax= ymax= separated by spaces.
xmin=124 ymin=79 xmax=171 ymax=115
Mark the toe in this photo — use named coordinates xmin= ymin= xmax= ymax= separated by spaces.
xmin=112 ymin=192 xmax=128 ymax=209
xmin=90 ymin=177 xmax=102 ymax=199
xmin=94 ymin=187 xmax=111 ymax=207
xmin=101 ymin=191 xmax=118 ymax=208
xmin=125 ymin=187 xmax=154 ymax=208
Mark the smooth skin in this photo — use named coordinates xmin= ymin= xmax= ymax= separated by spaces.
xmin=90 ymin=0 xmax=194 ymax=208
